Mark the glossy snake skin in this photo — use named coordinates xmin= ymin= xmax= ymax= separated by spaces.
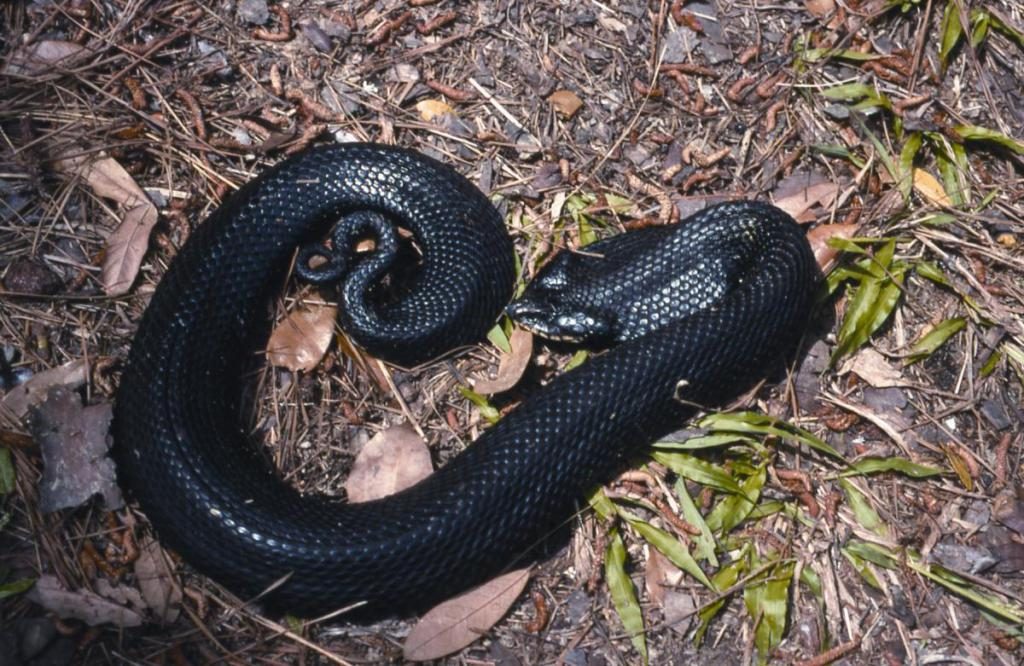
xmin=114 ymin=143 xmax=816 ymax=616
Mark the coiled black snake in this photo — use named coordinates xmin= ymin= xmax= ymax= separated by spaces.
xmin=113 ymin=143 xmax=817 ymax=616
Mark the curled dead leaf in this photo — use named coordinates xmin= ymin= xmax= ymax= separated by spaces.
xmin=266 ymin=303 xmax=338 ymax=372
xmin=28 ymin=575 xmax=143 ymax=627
xmin=345 ymin=425 xmax=433 ymax=503
xmin=912 ymin=168 xmax=952 ymax=207
xmin=806 ymin=223 xmax=859 ymax=273
xmin=404 ymin=567 xmax=531 ymax=661
xmin=548 ymin=90 xmax=583 ymax=119
xmin=134 ymin=537 xmax=182 ymax=624
xmin=473 ymin=328 xmax=533 ymax=394
xmin=0 ymin=359 xmax=89 ymax=420
xmin=54 ymin=153 xmax=159 ymax=296
xmin=416 ymin=99 xmax=455 ymax=122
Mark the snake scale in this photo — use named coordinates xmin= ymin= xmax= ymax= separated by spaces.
xmin=113 ymin=143 xmax=817 ymax=616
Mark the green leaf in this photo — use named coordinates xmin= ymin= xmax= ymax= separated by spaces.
xmin=970 ymin=8 xmax=990 ymax=47
xmin=0 ymin=577 xmax=35 ymax=600
xmin=915 ymin=261 xmax=951 ymax=287
xmin=899 ymin=133 xmax=923 ymax=200
xmin=0 ymin=448 xmax=14 ymax=496
xmin=803 ymin=48 xmax=882 ymax=63
xmin=699 ymin=412 xmax=844 ymax=461
xmin=905 ymin=317 xmax=966 ymax=364
xmin=810 ymin=144 xmax=865 ymax=168
xmin=821 ymin=83 xmax=879 ymax=101
xmin=486 ymin=324 xmax=512 ymax=354
xmin=605 ymin=528 xmax=647 ymax=663
xmin=695 ymin=557 xmax=747 ymax=645
xmin=909 ymin=559 xmax=1024 ymax=624
xmin=651 ymin=451 xmax=744 ymax=495
xmin=939 ymin=0 xmax=964 ymax=70
xmin=604 ymin=192 xmax=639 ymax=216
xmin=588 ymin=487 xmax=617 ymax=521
xmin=840 ymin=456 xmax=945 ymax=478
xmin=988 ymin=10 xmax=1024 ymax=49
xmin=844 ymin=539 xmax=899 ymax=568
xmin=620 ymin=513 xmax=714 ymax=589
xmin=655 ymin=432 xmax=756 ymax=450
xmin=800 ymin=566 xmax=823 ymax=599
xmin=674 ymin=479 xmax=718 ymax=566
xmin=841 ymin=547 xmax=884 ymax=589
xmin=705 ymin=464 xmax=766 ymax=534
xmin=954 ymin=125 xmax=1024 ymax=155
xmin=565 ymin=350 xmax=589 ymax=371
xmin=457 ymin=387 xmax=500 ymax=424
xmin=840 ymin=479 xmax=888 ymax=537
xmin=743 ymin=561 xmax=795 ymax=664
xmin=831 ymin=242 xmax=907 ymax=365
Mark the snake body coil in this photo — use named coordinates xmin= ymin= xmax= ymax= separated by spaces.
xmin=114 ymin=143 xmax=816 ymax=616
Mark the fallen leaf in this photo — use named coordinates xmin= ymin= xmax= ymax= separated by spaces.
xmin=473 ymin=328 xmax=533 ymax=394
xmin=913 ymin=168 xmax=952 ymax=207
xmin=3 ymin=40 xmax=88 ymax=76
xmin=0 ymin=359 xmax=89 ymax=420
xmin=28 ymin=575 xmax=143 ymax=627
xmin=416 ymin=99 xmax=455 ymax=122
xmin=345 ymin=426 xmax=433 ymax=503
xmin=404 ymin=568 xmax=531 ymax=661
xmin=805 ymin=0 xmax=836 ymax=18
xmin=94 ymin=579 xmax=146 ymax=611
xmin=806 ymin=223 xmax=859 ymax=272
xmin=773 ymin=181 xmax=840 ymax=221
xmin=54 ymin=153 xmax=159 ymax=296
xmin=645 ymin=549 xmax=696 ymax=636
xmin=133 ymin=537 xmax=182 ymax=623
xmin=29 ymin=387 xmax=123 ymax=512
xmin=548 ymin=90 xmax=583 ymax=119
xmin=266 ymin=303 xmax=338 ymax=372
xmin=839 ymin=347 xmax=904 ymax=388
xmin=597 ymin=15 xmax=628 ymax=33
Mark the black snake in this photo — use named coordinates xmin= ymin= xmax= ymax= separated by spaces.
xmin=113 ymin=143 xmax=817 ymax=616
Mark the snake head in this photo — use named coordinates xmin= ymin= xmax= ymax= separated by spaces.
xmin=507 ymin=252 xmax=615 ymax=345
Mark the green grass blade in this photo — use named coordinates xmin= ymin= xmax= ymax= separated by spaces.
xmin=605 ymin=528 xmax=647 ymax=663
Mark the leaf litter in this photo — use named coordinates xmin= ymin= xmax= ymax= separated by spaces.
xmin=2 ymin=0 xmax=1024 ymax=664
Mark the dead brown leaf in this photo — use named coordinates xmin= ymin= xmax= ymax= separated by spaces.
xmin=0 ymin=359 xmax=89 ymax=420
xmin=416 ymin=99 xmax=455 ymax=122
xmin=548 ymin=90 xmax=583 ymax=118
xmin=773 ymin=181 xmax=840 ymax=222
xmin=29 ymin=387 xmax=122 ymax=512
xmin=54 ymin=153 xmax=159 ymax=296
xmin=403 ymin=567 xmax=531 ymax=661
xmin=345 ymin=425 xmax=433 ymax=503
xmin=807 ymin=223 xmax=859 ymax=273
xmin=805 ymin=0 xmax=836 ymax=18
xmin=28 ymin=575 xmax=143 ymax=627
xmin=913 ymin=168 xmax=952 ymax=207
xmin=644 ymin=549 xmax=695 ymax=636
xmin=133 ymin=537 xmax=182 ymax=624
xmin=266 ymin=303 xmax=338 ymax=372
xmin=473 ymin=328 xmax=533 ymax=394
xmin=839 ymin=348 xmax=904 ymax=388
xmin=3 ymin=40 xmax=89 ymax=75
